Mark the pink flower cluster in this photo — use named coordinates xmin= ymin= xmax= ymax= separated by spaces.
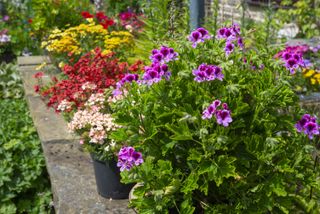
xmin=57 ymin=99 xmax=73 ymax=112
xmin=85 ymin=92 xmax=105 ymax=109
xmin=68 ymin=108 xmax=120 ymax=144
xmin=68 ymin=92 xmax=120 ymax=144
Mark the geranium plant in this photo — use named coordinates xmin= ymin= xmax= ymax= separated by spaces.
xmin=110 ymin=25 xmax=320 ymax=213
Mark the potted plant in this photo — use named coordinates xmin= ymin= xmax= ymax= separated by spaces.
xmin=110 ymin=25 xmax=320 ymax=212
xmin=67 ymin=89 xmax=135 ymax=199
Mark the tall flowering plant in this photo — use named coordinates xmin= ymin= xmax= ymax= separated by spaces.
xmin=110 ymin=25 xmax=320 ymax=212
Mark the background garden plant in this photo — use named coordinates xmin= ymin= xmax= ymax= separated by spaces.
xmin=0 ymin=63 xmax=52 ymax=213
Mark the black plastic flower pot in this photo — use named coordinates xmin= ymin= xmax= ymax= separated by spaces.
xmin=91 ymin=156 xmax=134 ymax=199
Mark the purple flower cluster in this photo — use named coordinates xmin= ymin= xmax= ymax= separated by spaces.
xmin=113 ymin=73 xmax=139 ymax=96
xmin=150 ymin=46 xmax=178 ymax=64
xmin=295 ymin=114 xmax=319 ymax=139
xmin=216 ymin=23 xmax=244 ymax=56
xmin=192 ymin=63 xmax=224 ymax=82
xmin=281 ymin=50 xmax=304 ymax=74
xmin=141 ymin=63 xmax=171 ymax=85
xmin=202 ymin=100 xmax=232 ymax=127
xmin=141 ymin=46 xmax=177 ymax=85
xmin=188 ymin=27 xmax=212 ymax=48
xmin=117 ymin=146 xmax=144 ymax=171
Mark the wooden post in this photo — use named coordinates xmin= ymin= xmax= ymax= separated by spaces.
xmin=189 ymin=0 xmax=205 ymax=30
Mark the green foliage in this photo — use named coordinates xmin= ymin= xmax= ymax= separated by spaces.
xmin=132 ymin=0 xmax=189 ymax=61
xmin=112 ymin=31 xmax=320 ymax=212
xmin=28 ymin=0 xmax=93 ymax=43
xmin=277 ymin=0 xmax=320 ymax=38
xmin=0 ymin=63 xmax=52 ymax=213
xmin=0 ymin=99 xmax=52 ymax=213
xmin=104 ymin=0 xmax=141 ymax=16
xmin=0 ymin=63 xmax=23 ymax=99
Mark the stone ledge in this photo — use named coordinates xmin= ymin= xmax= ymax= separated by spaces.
xmin=17 ymin=56 xmax=51 ymax=66
xmin=18 ymin=56 xmax=134 ymax=214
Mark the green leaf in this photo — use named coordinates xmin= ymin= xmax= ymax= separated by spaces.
xmin=214 ymin=155 xmax=237 ymax=186
xmin=181 ymin=172 xmax=199 ymax=194
xmin=165 ymin=122 xmax=193 ymax=141
xmin=180 ymin=197 xmax=195 ymax=214
xmin=187 ymin=149 xmax=202 ymax=163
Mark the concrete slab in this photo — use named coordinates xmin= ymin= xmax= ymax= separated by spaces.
xmin=17 ymin=56 xmax=51 ymax=66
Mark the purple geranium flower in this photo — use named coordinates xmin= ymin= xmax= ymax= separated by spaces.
xmin=213 ymin=66 xmax=224 ymax=81
xmin=150 ymin=53 xmax=164 ymax=64
xmin=150 ymin=46 xmax=178 ymax=63
xmin=193 ymin=64 xmax=223 ymax=82
xmin=113 ymin=73 xmax=139 ymax=95
xmin=225 ymin=42 xmax=234 ymax=56
xmin=295 ymin=114 xmax=319 ymax=139
xmin=215 ymin=109 xmax=233 ymax=127
xmin=202 ymin=100 xmax=221 ymax=119
xmin=304 ymin=122 xmax=319 ymax=139
xmin=237 ymin=37 xmax=244 ymax=49
xmin=217 ymin=28 xmax=227 ymax=39
xmin=231 ymin=23 xmax=241 ymax=35
xmin=216 ymin=24 xmax=244 ymax=55
xmin=159 ymin=46 xmax=178 ymax=62
xmin=141 ymin=63 xmax=171 ymax=85
xmin=202 ymin=100 xmax=232 ymax=127
xmin=197 ymin=27 xmax=211 ymax=40
xmin=117 ymin=146 xmax=144 ymax=171
xmin=188 ymin=27 xmax=212 ymax=48
xmin=280 ymin=50 xmax=304 ymax=74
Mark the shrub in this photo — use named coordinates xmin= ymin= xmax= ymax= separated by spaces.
xmin=111 ymin=25 xmax=320 ymax=213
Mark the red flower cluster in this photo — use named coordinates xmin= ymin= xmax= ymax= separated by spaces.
xmin=81 ymin=11 xmax=114 ymax=29
xmin=118 ymin=11 xmax=144 ymax=32
xmin=38 ymin=48 xmax=143 ymax=111
xmin=81 ymin=11 xmax=94 ymax=19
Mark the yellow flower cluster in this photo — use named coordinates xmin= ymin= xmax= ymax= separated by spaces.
xmin=102 ymin=31 xmax=133 ymax=55
xmin=41 ymin=19 xmax=133 ymax=56
xmin=303 ymin=69 xmax=320 ymax=85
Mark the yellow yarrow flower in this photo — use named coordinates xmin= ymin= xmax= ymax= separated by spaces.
xmin=42 ymin=21 xmax=134 ymax=56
